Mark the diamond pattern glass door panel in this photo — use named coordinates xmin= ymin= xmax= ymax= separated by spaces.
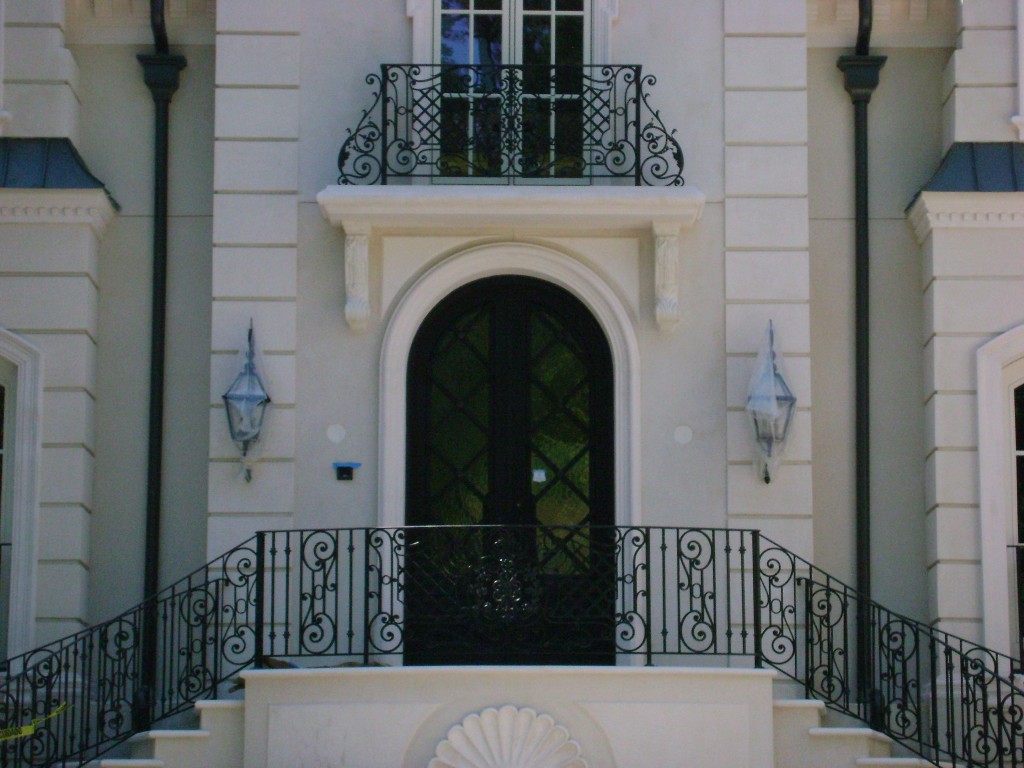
xmin=405 ymin=276 xmax=613 ymax=664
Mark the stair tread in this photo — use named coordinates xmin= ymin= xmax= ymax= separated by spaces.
xmin=128 ymin=729 xmax=210 ymax=743
xmin=774 ymin=699 xmax=826 ymax=710
xmin=194 ymin=699 xmax=244 ymax=711
xmin=809 ymin=726 xmax=892 ymax=743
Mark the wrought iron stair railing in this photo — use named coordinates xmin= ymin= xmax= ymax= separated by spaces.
xmin=1 ymin=526 xmax=1021 ymax=767
xmin=336 ymin=64 xmax=685 ymax=185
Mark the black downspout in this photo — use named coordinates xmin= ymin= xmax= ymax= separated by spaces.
xmin=132 ymin=0 xmax=186 ymax=731
xmin=837 ymin=0 xmax=885 ymax=730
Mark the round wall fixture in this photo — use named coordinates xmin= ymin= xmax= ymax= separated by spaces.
xmin=429 ymin=705 xmax=587 ymax=768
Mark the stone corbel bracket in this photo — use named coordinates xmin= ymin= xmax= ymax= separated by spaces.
xmin=317 ymin=185 xmax=706 ymax=332
xmin=652 ymin=221 xmax=681 ymax=331
xmin=342 ymin=222 xmax=371 ymax=330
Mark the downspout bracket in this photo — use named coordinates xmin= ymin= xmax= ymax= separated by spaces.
xmin=138 ymin=54 xmax=187 ymax=100
xmin=837 ymin=55 xmax=887 ymax=102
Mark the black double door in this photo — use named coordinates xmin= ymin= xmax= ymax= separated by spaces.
xmin=405 ymin=276 xmax=614 ymax=664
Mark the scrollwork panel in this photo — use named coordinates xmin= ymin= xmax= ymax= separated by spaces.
xmin=338 ymin=65 xmax=684 ymax=185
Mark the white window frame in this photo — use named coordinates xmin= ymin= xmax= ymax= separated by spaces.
xmin=977 ymin=323 xmax=1024 ymax=656
xmin=0 ymin=328 xmax=42 ymax=657
xmin=407 ymin=0 xmax=616 ymax=68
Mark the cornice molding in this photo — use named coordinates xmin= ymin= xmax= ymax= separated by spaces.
xmin=0 ymin=188 xmax=117 ymax=236
xmin=89 ymin=0 xmax=213 ymax=19
xmin=67 ymin=0 xmax=214 ymax=45
xmin=317 ymin=185 xmax=706 ymax=236
xmin=809 ymin=0 xmax=942 ymax=22
xmin=808 ymin=0 xmax=956 ymax=47
xmin=318 ymin=185 xmax=705 ymax=334
xmin=908 ymin=191 xmax=1024 ymax=244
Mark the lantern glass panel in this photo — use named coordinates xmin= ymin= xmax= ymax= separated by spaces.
xmin=224 ymin=367 xmax=269 ymax=443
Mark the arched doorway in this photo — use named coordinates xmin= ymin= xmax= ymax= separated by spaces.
xmin=404 ymin=275 xmax=614 ymax=664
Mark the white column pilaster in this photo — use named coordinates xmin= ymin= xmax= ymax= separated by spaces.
xmin=943 ymin=0 xmax=1017 ymax=147
xmin=723 ymin=0 xmax=813 ymax=561
xmin=0 ymin=190 xmax=114 ymax=644
xmin=209 ymin=0 xmax=301 ymax=556
xmin=4 ymin=0 xmax=78 ymax=141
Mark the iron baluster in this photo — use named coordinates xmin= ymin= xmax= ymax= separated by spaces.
xmin=802 ymin=575 xmax=813 ymax=699
xmin=630 ymin=65 xmax=638 ymax=185
xmin=363 ymin=530 xmax=371 ymax=665
xmin=645 ymin=527 xmax=653 ymax=666
xmin=346 ymin=529 xmax=355 ymax=655
xmin=254 ymin=532 xmax=266 ymax=667
xmin=661 ymin=527 xmax=669 ymax=655
xmin=380 ymin=65 xmax=389 ymax=185
xmin=752 ymin=530 xmax=763 ymax=669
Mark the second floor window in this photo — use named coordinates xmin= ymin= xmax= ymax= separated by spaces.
xmin=436 ymin=0 xmax=590 ymax=178
xmin=438 ymin=0 xmax=586 ymax=68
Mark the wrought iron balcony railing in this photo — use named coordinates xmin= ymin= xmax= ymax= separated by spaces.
xmin=2 ymin=525 xmax=1022 ymax=767
xmin=337 ymin=64 xmax=685 ymax=186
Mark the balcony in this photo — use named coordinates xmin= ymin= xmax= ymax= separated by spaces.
xmin=336 ymin=64 xmax=685 ymax=186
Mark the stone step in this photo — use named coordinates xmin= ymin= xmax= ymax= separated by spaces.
xmin=128 ymin=728 xmax=212 ymax=763
xmin=809 ymin=727 xmax=893 ymax=761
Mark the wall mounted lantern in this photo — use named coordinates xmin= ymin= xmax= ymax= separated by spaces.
xmin=745 ymin=320 xmax=796 ymax=484
xmin=222 ymin=320 xmax=271 ymax=482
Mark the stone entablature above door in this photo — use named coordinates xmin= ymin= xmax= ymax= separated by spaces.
xmin=316 ymin=184 xmax=705 ymax=331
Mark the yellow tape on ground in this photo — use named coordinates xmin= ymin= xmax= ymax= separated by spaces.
xmin=0 ymin=702 xmax=69 ymax=743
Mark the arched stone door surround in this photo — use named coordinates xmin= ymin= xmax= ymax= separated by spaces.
xmin=378 ymin=241 xmax=640 ymax=529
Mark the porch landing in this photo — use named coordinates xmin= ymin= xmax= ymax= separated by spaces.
xmin=103 ymin=665 xmax=915 ymax=768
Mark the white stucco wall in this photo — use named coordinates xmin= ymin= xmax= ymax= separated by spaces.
xmin=73 ymin=43 xmax=214 ymax=621
xmin=809 ymin=46 xmax=948 ymax=621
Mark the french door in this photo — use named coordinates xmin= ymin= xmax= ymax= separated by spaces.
xmin=405 ymin=276 xmax=614 ymax=664
xmin=437 ymin=0 xmax=590 ymax=179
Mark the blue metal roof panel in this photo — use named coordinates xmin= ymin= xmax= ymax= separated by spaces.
xmin=920 ymin=142 xmax=1024 ymax=194
xmin=0 ymin=138 xmax=119 ymax=209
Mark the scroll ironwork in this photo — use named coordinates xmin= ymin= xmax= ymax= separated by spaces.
xmin=1 ymin=525 xmax=1021 ymax=767
xmin=337 ymin=64 xmax=684 ymax=186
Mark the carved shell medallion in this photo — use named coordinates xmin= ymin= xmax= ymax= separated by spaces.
xmin=429 ymin=705 xmax=587 ymax=768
